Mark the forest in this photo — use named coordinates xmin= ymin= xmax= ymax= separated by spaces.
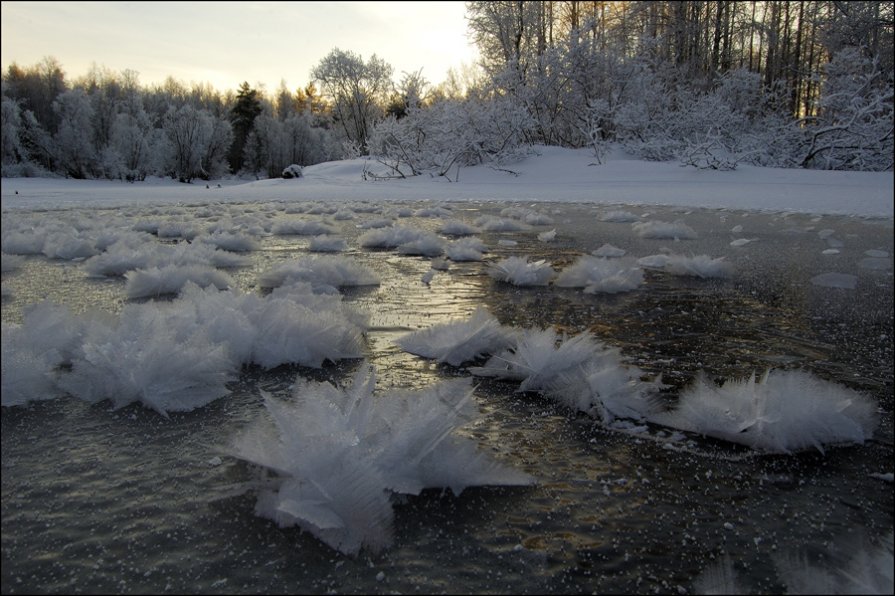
xmin=1 ymin=1 xmax=892 ymax=183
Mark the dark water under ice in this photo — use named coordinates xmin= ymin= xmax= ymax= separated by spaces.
xmin=2 ymin=200 xmax=892 ymax=594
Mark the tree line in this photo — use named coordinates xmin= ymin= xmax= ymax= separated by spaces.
xmin=2 ymin=1 xmax=892 ymax=183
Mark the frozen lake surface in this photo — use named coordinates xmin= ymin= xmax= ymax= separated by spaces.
xmin=2 ymin=198 xmax=893 ymax=594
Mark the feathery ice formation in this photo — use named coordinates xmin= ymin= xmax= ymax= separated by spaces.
xmin=228 ymin=364 xmax=535 ymax=555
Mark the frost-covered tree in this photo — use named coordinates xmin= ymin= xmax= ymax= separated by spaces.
xmin=312 ymin=48 xmax=393 ymax=153
xmin=163 ymin=104 xmax=203 ymax=182
xmin=16 ymin=108 xmax=56 ymax=174
xmin=466 ymin=1 xmax=547 ymax=80
xmin=52 ymin=88 xmax=97 ymax=178
xmin=3 ymin=57 xmax=67 ymax=134
xmin=162 ymin=105 xmax=232 ymax=182
xmin=109 ymin=109 xmax=154 ymax=181
xmin=1 ymin=97 xmax=25 ymax=166
xmin=282 ymin=112 xmax=328 ymax=166
xmin=241 ymin=117 xmax=271 ymax=179
xmin=798 ymin=47 xmax=894 ymax=171
xmin=368 ymin=89 xmax=534 ymax=180
xmin=386 ymin=69 xmax=430 ymax=119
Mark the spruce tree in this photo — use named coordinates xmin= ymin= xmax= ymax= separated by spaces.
xmin=227 ymin=81 xmax=261 ymax=173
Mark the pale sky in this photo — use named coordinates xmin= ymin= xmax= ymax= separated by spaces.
xmin=1 ymin=1 xmax=480 ymax=95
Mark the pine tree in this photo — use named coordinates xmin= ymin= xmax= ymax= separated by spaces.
xmin=227 ymin=81 xmax=262 ymax=173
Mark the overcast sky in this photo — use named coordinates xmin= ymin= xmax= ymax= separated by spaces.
xmin=1 ymin=1 xmax=480 ymax=94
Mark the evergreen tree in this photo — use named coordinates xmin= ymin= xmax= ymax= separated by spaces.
xmin=227 ymin=81 xmax=262 ymax=173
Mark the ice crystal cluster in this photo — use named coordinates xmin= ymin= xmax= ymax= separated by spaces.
xmin=229 ymin=365 xmax=534 ymax=555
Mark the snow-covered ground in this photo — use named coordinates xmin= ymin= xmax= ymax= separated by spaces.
xmin=3 ymin=145 xmax=893 ymax=217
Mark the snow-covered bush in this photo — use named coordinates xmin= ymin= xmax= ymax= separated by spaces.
xmin=798 ymin=47 xmax=894 ymax=171
xmin=367 ymin=92 xmax=534 ymax=180
xmin=282 ymin=164 xmax=303 ymax=178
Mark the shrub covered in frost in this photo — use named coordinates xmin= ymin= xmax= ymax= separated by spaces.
xmin=282 ymin=164 xmax=303 ymax=178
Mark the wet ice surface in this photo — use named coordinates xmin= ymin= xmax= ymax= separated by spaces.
xmin=2 ymin=200 xmax=893 ymax=594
